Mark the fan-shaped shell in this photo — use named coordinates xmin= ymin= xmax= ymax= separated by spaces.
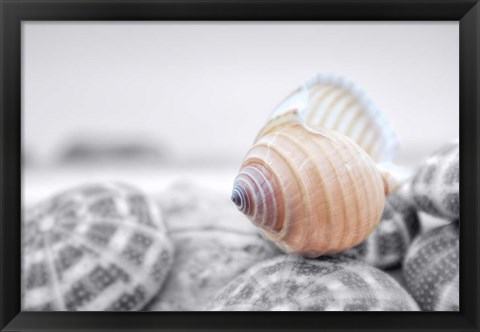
xmin=411 ymin=140 xmax=459 ymax=220
xmin=233 ymin=123 xmax=386 ymax=257
xmin=22 ymin=182 xmax=173 ymax=311
xmin=403 ymin=222 xmax=459 ymax=311
xmin=147 ymin=182 xmax=280 ymax=310
xmin=344 ymin=186 xmax=421 ymax=268
xmin=264 ymin=73 xmax=399 ymax=163
xmin=207 ymin=255 xmax=419 ymax=311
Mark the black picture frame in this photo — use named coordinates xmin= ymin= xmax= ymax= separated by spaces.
xmin=1 ymin=0 xmax=478 ymax=331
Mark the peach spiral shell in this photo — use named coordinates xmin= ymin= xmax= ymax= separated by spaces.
xmin=232 ymin=122 xmax=386 ymax=257
xmin=232 ymin=74 xmax=404 ymax=257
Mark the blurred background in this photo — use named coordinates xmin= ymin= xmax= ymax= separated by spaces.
xmin=23 ymin=22 xmax=459 ymax=208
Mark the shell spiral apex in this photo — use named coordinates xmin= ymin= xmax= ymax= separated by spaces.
xmin=233 ymin=74 xmax=402 ymax=257
xmin=22 ymin=182 xmax=174 ymax=311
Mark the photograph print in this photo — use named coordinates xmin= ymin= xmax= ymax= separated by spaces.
xmin=22 ymin=21 xmax=459 ymax=312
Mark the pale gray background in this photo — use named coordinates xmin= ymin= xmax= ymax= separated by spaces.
xmin=23 ymin=22 xmax=459 ymax=206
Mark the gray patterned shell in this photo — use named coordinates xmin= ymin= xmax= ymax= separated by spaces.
xmin=207 ymin=255 xmax=419 ymax=311
xmin=411 ymin=140 xmax=459 ymax=220
xmin=403 ymin=222 xmax=459 ymax=311
xmin=147 ymin=182 xmax=280 ymax=311
xmin=22 ymin=182 xmax=173 ymax=311
xmin=344 ymin=187 xmax=420 ymax=269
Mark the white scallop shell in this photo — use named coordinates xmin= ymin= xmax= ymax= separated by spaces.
xmin=402 ymin=222 xmax=459 ymax=311
xmin=264 ymin=73 xmax=399 ymax=163
xmin=22 ymin=182 xmax=173 ymax=311
xmin=147 ymin=182 xmax=280 ymax=310
xmin=411 ymin=140 xmax=459 ymax=220
xmin=207 ymin=255 xmax=419 ymax=311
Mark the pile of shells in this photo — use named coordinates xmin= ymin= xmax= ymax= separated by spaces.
xmin=22 ymin=74 xmax=459 ymax=312
xmin=402 ymin=140 xmax=460 ymax=311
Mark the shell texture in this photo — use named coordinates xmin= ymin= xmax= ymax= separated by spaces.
xmin=147 ymin=182 xmax=280 ymax=311
xmin=411 ymin=140 xmax=459 ymax=220
xmin=402 ymin=222 xmax=459 ymax=311
xmin=22 ymin=182 xmax=173 ymax=311
xmin=232 ymin=74 xmax=402 ymax=257
xmin=344 ymin=186 xmax=421 ymax=269
xmin=234 ymin=120 xmax=386 ymax=256
xmin=207 ymin=255 xmax=419 ymax=311
xmin=262 ymin=73 xmax=399 ymax=162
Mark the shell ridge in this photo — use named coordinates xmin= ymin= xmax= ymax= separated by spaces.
xmin=71 ymin=217 xmax=162 ymax=238
xmin=55 ymin=225 xmax=147 ymax=286
xmin=318 ymin=91 xmax=354 ymax=128
xmin=304 ymin=85 xmax=335 ymax=123
xmin=42 ymin=230 xmax=68 ymax=310
xmin=273 ymin=130 xmax=325 ymax=253
xmin=245 ymin=164 xmax=278 ymax=229
xmin=315 ymin=132 xmax=360 ymax=252
xmin=301 ymin=73 xmax=399 ymax=163
xmin=251 ymin=140 xmax=306 ymax=243
xmin=303 ymin=134 xmax=345 ymax=253
xmin=235 ymin=176 xmax=257 ymax=220
xmin=243 ymin=166 xmax=270 ymax=228
xmin=306 ymin=86 xmax=343 ymax=125
xmin=238 ymin=154 xmax=286 ymax=235
xmin=266 ymin=133 xmax=320 ymax=251
xmin=331 ymin=132 xmax=380 ymax=248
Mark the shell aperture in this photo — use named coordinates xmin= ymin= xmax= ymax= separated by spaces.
xmin=232 ymin=74 xmax=401 ymax=257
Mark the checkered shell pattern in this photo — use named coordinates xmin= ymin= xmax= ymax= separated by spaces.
xmin=403 ymin=222 xmax=459 ymax=311
xmin=207 ymin=255 xmax=419 ymax=311
xmin=22 ymin=182 xmax=174 ymax=311
xmin=148 ymin=182 xmax=280 ymax=310
xmin=344 ymin=188 xmax=420 ymax=269
xmin=411 ymin=140 xmax=459 ymax=220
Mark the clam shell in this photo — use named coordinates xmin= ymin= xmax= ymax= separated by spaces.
xmin=344 ymin=186 xmax=421 ymax=268
xmin=402 ymin=222 xmax=459 ymax=311
xmin=22 ymin=182 xmax=173 ymax=311
xmin=411 ymin=140 xmax=459 ymax=220
xmin=233 ymin=123 xmax=386 ymax=256
xmin=207 ymin=255 xmax=419 ymax=311
xmin=147 ymin=182 xmax=280 ymax=311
